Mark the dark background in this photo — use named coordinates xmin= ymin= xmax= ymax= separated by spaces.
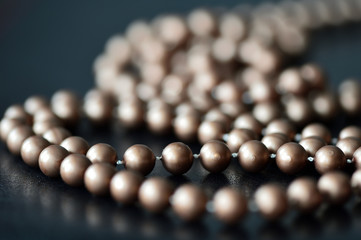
xmin=1 ymin=0 xmax=361 ymax=239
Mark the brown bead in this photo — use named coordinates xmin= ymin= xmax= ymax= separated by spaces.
xmin=60 ymin=154 xmax=91 ymax=187
xmin=110 ymin=170 xmax=143 ymax=204
xmin=311 ymin=91 xmax=339 ymax=119
xmin=161 ymin=142 xmax=193 ymax=175
xmin=24 ymin=96 xmax=48 ymax=115
xmin=299 ymin=136 xmax=326 ymax=157
xmin=33 ymin=119 xmax=63 ymax=135
xmin=172 ymin=184 xmax=207 ymax=221
xmin=200 ymin=140 xmax=231 ymax=173
xmin=84 ymin=163 xmax=116 ymax=196
xmin=138 ymin=177 xmax=173 ymax=213
xmin=51 ymin=90 xmax=80 ymax=125
xmin=21 ymin=136 xmax=50 ymax=167
xmin=173 ymin=114 xmax=200 ymax=141
xmin=4 ymin=104 xmax=31 ymax=123
xmin=276 ymin=143 xmax=308 ymax=174
xmin=265 ymin=118 xmax=296 ymax=140
xmin=339 ymin=126 xmax=361 ymax=140
xmin=261 ymin=133 xmax=289 ymax=154
xmin=301 ymin=123 xmax=332 ymax=144
xmin=339 ymin=79 xmax=361 ymax=115
xmin=351 ymin=169 xmax=361 ymax=195
xmin=213 ymin=187 xmax=247 ymax=224
xmin=278 ymin=68 xmax=308 ymax=95
xmin=255 ymin=184 xmax=288 ymax=220
xmin=287 ymin=177 xmax=322 ymax=212
xmin=60 ymin=136 xmax=90 ymax=155
xmin=285 ymin=96 xmax=313 ymax=125
xmin=6 ymin=125 xmax=34 ymax=155
xmin=84 ymin=89 xmax=114 ymax=124
xmin=86 ymin=143 xmax=118 ymax=165
xmin=146 ymin=106 xmax=173 ymax=134
xmin=219 ymin=102 xmax=247 ymax=120
xmin=318 ymin=171 xmax=351 ymax=205
xmin=314 ymin=145 xmax=346 ymax=174
xmin=0 ymin=118 xmax=24 ymax=141
xmin=252 ymin=102 xmax=282 ymax=125
xmin=227 ymin=128 xmax=257 ymax=153
xmin=213 ymin=81 xmax=241 ymax=103
xmin=354 ymin=147 xmax=361 ymax=169
xmin=300 ymin=63 xmax=326 ymax=90
xmin=336 ymin=137 xmax=361 ymax=159
xmin=238 ymin=140 xmax=269 ymax=172
xmin=248 ymin=79 xmax=279 ymax=103
xmin=39 ymin=145 xmax=69 ymax=177
xmin=197 ymin=121 xmax=224 ymax=144
xmin=33 ymin=107 xmax=59 ymax=123
xmin=219 ymin=13 xmax=246 ymax=42
xmin=212 ymin=37 xmax=237 ymax=63
xmin=123 ymin=144 xmax=156 ymax=175
xmin=204 ymin=108 xmax=232 ymax=131
xmin=116 ymin=100 xmax=144 ymax=128
xmin=43 ymin=127 xmax=71 ymax=145
xmin=187 ymin=9 xmax=216 ymax=37
xmin=233 ymin=113 xmax=263 ymax=136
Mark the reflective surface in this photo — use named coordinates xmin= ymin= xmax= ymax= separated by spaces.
xmin=1 ymin=0 xmax=361 ymax=240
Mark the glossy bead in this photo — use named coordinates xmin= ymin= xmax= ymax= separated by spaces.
xmin=33 ymin=107 xmax=59 ymax=122
xmin=198 ymin=121 xmax=224 ymax=144
xmin=110 ymin=170 xmax=143 ymax=204
xmin=314 ymin=146 xmax=346 ymax=174
xmin=339 ymin=126 xmax=361 ymax=140
xmin=261 ymin=133 xmax=289 ymax=154
xmin=339 ymin=79 xmax=361 ymax=115
xmin=278 ymin=68 xmax=308 ymax=95
xmin=213 ymin=187 xmax=247 ymax=224
xmin=43 ymin=127 xmax=71 ymax=145
xmin=33 ymin=119 xmax=63 ymax=135
xmin=265 ymin=118 xmax=296 ymax=140
xmin=299 ymin=136 xmax=326 ymax=157
xmin=336 ymin=137 xmax=361 ymax=159
xmin=200 ymin=140 xmax=231 ymax=173
xmin=285 ymin=96 xmax=313 ymax=125
xmin=161 ymin=142 xmax=193 ymax=175
xmin=276 ymin=143 xmax=308 ymax=174
xmin=351 ymin=169 xmax=361 ymax=195
xmin=252 ymin=102 xmax=282 ymax=125
xmin=233 ymin=113 xmax=263 ymax=136
xmin=84 ymin=89 xmax=114 ymax=124
xmin=84 ymin=163 xmax=116 ymax=196
xmin=172 ymin=184 xmax=207 ymax=221
xmin=116 ymin=100 xmax=144 ymax=128
xmin=287 ymin=178 xmax=322 ymax=212
xmin=123 ymin=144 xmax=156 ymax=175
xmin=238 ymin=140 xmax=269 ymax=172
xmin=300 ymin=63 xmax=326 ymax=90
xmin=354 ymin=147 xmax=361 ymax=169
xmin=24 ymin=95 xmax=48 ymax=115
xmin=60 ymin=154 xmax=91 ymax=187
xmin=301 ymin=123 xmax=332 ymax=143
xmin=0 ymin=118 xmax=24 ymax=141
xmin=39 ymin=145 xmax=69 ymax=177
xmin=6 ymin=125 xmax=34 ymax=155
xmin=86 ymin=143 xmax=118 ymax=165
xmin=311 ymin=91 xmax=339 ymax=119
xmin=60 ymin=136 xmax=90 ymax=155
xmin=51 ymin=90 xmax=80 ymax=125
xmin=255 ymin=184 xmax=288 ymax=220
xmin=21 ymin=136 xmax=50 ymax=167
xmin=226 ymin=128 xmax=257 ymax=153
xmin=138 ymin=177 xmax=173 ymax=213
xmin=173 ymin=114 xmax=200 ymax=141
xmin=146 ymin=106 xmax=173 ymax=134
xmin=4 ymin=104 xmax=31 ymax=123
xmin=318 ymin=171 xmax=351 ymax=205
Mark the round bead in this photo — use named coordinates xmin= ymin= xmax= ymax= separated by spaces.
xmin=226 ymin=128 xmax=257 ymax=153
xmin=116 ymin=100 xmax=144 ymax=128
xmin=39 ymin=145 xmax=69 ymax=177
xmin=233 ymin=113 xmax=263 ymax=136
xmin=351 ymin=169 xmax=361 ymax=195
xmin=173 ymin=114 xmax=200 ymax=141
xmin=285 ymin=96 xmax=313 ymax=125
xmin=110 ymin=170 xmax=143 ymax=204
xmin=238 ymin=140 xmax=269 ymax=172
xmin=200 ymin=140 xmax=231 ymax=173
xmin=339 ymin=126 xmax=361 ymax=140
xmin=24 ymin=95 xmax=48 ymax=115
xmin=318 ymin=171 xmax=351 ymax=205
xmin=60 ymin=136 xmax=90 ymax=155
xmin=138 ymin=177 xmax=173 ymax=213
xmin=314 ymin=146 xmax=346 ymax=174
xmin=161 ymin=142 xmax=193 ymax=175
xmin=84 ymin=163 xmax=116 ymax=196
xmin=0 ymin=118 xmax=25 ymax=141
xmin=86 ymin=143 xmax=118 ymax=165
xmin=51 ymin=90 xmax=80 ymax=125
xmin=299 ymin=136 xmax=326 ymax=157
xmin=123 ymin=144 xmax=156 ymax=175
xmin=336 ymin=137 xmax=361 ymax=159
xmin=353 ymin=147 xmax=361 ymax=169
xmin=7 ymin=125 xmax=34 ymax=155
xmin=261 ymin=133 xmax=289 ymax=154
xmin=21 ymin=136 xmax=50 ymax=167
xmin=172 ymin=184 xmax=207 ymax=221
xmin=43 ymin=127 xmax=71 ymax=145
xmin=60 ymin=154 xmax=91 ymax=187
xmin=213 ymin=187 xmax=247 ymax=224
xmin=198 ymin=121 xmax=224 ymax=144
xmin=265 ymin=118 xmax=296 ymax=140
xmin=4 ymin=104 xmax=31 ymax=123
xmin=33 ymin=107 xmax=59 ymax=123
xmin=276 ymin=143 xmax=308 ymax=174
xmin=255 ymin=184 xmax=288 ymax=220
xmin=146 ymin=106 xmax=173 ymax=134
xmin=84 ymin=89 xmax=114 ymax=124
xmin=33 ymin=119 xmax=63 ymax=135
xmin=301 ymin=123 xmax=332 ymax=143
xmin=287 ymin=177 xmax=322 ymax=212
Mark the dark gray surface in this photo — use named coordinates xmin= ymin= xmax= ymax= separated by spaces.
xmin=1 ymin=0 xmax=361 ymax=239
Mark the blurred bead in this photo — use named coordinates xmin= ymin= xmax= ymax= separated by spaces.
xmin=198 ymin=121 xmax=224 ymax=144
xmin=278 ymin=68 xmax=308 ymax=95
xmin=213 ymin=81 xmax=242 ymax=103
xmin=161 ymin=74 xmax=187 ymax=105
xmin=339 ymin=126 xmax=361 ymax=140
xmin=21 ymin=136 xmax=50 ymax=167
xmin=285 ymin=96 xmax=313 ymax=125
xmin=60 ymin=136 xmax=89 ymax=155
xmin=204 ymin=108 xmax=231 ymax=131
xmin=318 ymin=171 xmax=351 ymax=205
xmin=300 ymin=63 xmax=326 ymax=90
xmin=248 ymin=80 xmax=279 ymax=103
xmin=200 ymin=140 xmax=231 ymax=173
xmin=86 ymin=143 xmax=118 ymax=165
xmin=104 ymin=35 xmax=131 ymax=65
xmin=213 ymin=187 xmax=247 ymax=224
xmin=311 ymin=91 xmax=338 ymax=119
xmin=351 ymin=169 xmax=361 ymax=195
xmin=339 ymin=79 xmax=361 ymax=115
xmin=161 ymin=142 xmax=193 ymax=175
xmin=353 ymin=147 xmax=361 ymax=169
xmin=314 ymin=146 xmax=346 ymax=174
xmin=265 ymin=118 xmax=296 ymax=140
xmin=238 ymin=140 xmax=269 ymax=172
xmin=301 ymin=123 xmax=332 ymax=144
xmin=39 ymin=145 xmax=69 ymax=178
xmin=7 ymin=125 xmax=34 ymax=155
xmin=43 ymin=127 xmax=71 ymax=145
xmin=276 ymin=142 xmax=308 ymax=174
xmin=33 ymin=107 xmax=59 ymax=123
xmin=262 ymin=133 xmax=289 ymax=154
xmin=255 ymin=184 xmax=288 ymax=220
xmin=110 ymin=170 xmax=143 ymax=204
xmin=212 ymin=37 xmax=237 ymax=63
xmin=252 ymin=102 xmax=282 ymax=125
xmin=138 ymin=177 xmax=173 ymax=213
xmin=173 ymin=114 xmax=200 ymax=141
xmin=172 ymin=184 xmax=207 ymax=221
xmin=24 ymin=96 xmax=48 ymax=115
xmin=33 ymin=119 xmax=63 ymax=135
xmin=51 ymin=90 xmax=80 ymax=125
xmin=336 ymin=137 xmax=361 ymax=159
xmin=219 ymin=102 xmax=247 ymax=119
xmin=84 ymin=163 xmax=116 ymax=196
xmin=299 ymin=136 xmax=326 ymax=157
xmin=154 ymin=15 xmax=188 ymax=47
xmin=60 ymin=154 xmax=91 ymax=187
xmin=188 ymin=9 xmax=216 ymax=37
xmin=233 ymin=113 xmax=263 ymax=136
xmin=227 ymin=128 xmax=257 ymax=153
xmin=84 ymin=89 xmax=114 ymax=124
xmin=146 ymin=106 xmax=173 ymax=134
xmin=117 ymin=99 xmax=144 ymax=128
xmin=123 ymin=144 xmax=156 ymax=175
xmin=3 ymin=104 xmax=31 ymax=124
xmin=219 ymin=13 xmax=247 ymax=42
xmin=0 ymin=118 xmax=24 ymax=141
